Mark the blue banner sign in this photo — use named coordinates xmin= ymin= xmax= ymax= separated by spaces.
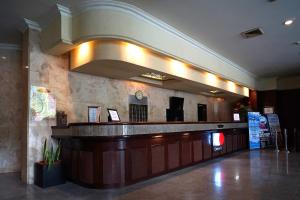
xmin=248 ymin=112 xmax=261 ymax=150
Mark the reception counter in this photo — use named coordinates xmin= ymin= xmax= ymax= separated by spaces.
xmin=52 ymin=122 xmax=248 ymax=188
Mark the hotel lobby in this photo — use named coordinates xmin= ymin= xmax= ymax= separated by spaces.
xmin=0 ymin=0 xmax=300 ymax=199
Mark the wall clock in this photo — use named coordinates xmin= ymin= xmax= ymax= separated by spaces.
xmin=135 ymin=90 xmax=143 ymax=100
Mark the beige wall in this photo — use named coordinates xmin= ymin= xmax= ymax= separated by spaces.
xmin=278 ymin=76 xmax=300 ymax=90
xmin=0 ymin=48 xmax=22 ymax=173
xmin=61 ymin=74 xmax=232 ymax=123
xmin=257 ymin=76 xmax=300 ymax=91
xmin=29 ymin=30 xmax=233 ymax=124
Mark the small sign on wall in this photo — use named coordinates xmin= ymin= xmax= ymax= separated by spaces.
xmin=233 ymin=113 xmax=240 ymax=121
xmin=264 ymin=107 xmax=274 ymax=114
xmin=30 ymin=86 xmax=56 ymax=121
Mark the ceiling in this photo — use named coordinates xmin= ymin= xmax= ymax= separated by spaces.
xmin=1 ymin=0 xmax=299 ymax=78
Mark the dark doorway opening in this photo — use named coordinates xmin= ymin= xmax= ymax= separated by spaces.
xmin=198 ymin=104 xmax=207 ymax=121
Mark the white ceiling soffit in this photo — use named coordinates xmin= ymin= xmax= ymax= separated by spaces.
xmin=23 ymin=18 xmax=42 ymax=32
xmin=40 ymin=1 xmax=256 ymax=88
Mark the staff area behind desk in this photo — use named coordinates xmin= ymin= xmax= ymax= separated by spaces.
xmin=52 ymin=122 xmax=248 ymax=188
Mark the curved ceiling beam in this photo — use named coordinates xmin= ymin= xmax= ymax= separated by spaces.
xmin=41 ymin=1 xmax=256 ymax=88
xmin=70 ymin=40 xmax=249 ymax=97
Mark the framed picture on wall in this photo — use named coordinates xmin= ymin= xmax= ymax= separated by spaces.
xmin=263 ymin=107 xmax=274 ymax=114
xmin=88 ymin=106 xmax=101 ymax=122
xmin=107 ymin=108 xmax=120 ymax=122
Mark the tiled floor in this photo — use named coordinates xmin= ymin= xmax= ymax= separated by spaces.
xmin=1 ymin=150 xmax=300 ymax=200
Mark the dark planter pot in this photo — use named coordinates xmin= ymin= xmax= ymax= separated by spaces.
xmin=34 ymin=161 xmax=66 ymax=188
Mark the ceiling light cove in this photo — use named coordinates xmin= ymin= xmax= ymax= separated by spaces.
xmin=76 ymin=41 xmax=94 ymax=65
xmin=227 ymin=81 xmax=236 ymax=93
xmin=169 ymin=59 xmax=187 ymax=77
xmin=205 ymin=72 xmax=218 ymax=87
xmin=70 ymin=39 xmax=250 ymax=97
xmin=283 ymin=18 xmax=295 ymax=26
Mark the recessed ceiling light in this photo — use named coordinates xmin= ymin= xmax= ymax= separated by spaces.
xmin=283 ymin=18 xmax=295 ymax=26
xmin=25 ymin=65 xmax=29 ymax=69
xmin=1 ymin=56 xmax=7 ymax=60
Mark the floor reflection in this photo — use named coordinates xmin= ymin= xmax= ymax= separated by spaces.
xmin=213 ymin=167 xmax=223 ymax=188
xmin=285 ymin=152 xmax=289 ymax=175
xmin=1 ymin=150 xmax=300 ymax=200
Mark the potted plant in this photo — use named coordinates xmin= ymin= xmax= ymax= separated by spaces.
xmin=34 ymin=139 xmax=66 ymax=188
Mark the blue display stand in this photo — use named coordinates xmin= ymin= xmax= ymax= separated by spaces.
xmin=248 ymin=112 xmax=261 ymax=150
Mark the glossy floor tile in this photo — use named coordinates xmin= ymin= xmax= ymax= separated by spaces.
xmin=1 ymin=150 xmax=300 ymax=200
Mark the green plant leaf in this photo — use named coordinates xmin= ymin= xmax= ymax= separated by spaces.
xmin=42 ymin=139 xmax=47 ymax=161
xmin=54 ymin=140 xmax=61 ymax=161
xmin=48 ymin=145 xmax=54 ymax=170
xmin=42 ymin=139 xmax=62 ymax=170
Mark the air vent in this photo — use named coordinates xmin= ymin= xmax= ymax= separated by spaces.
xmin=240 ymin=28 xmax=264 ymax=39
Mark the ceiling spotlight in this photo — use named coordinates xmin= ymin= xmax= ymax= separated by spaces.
xmin=1 ymin=56 xmax=7 ymax=60
xmin=283 ymin=18 xmax=295 ymax=26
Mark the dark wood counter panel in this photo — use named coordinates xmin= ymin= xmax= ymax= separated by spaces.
xmin=54 ymin=127 xmax=249 ymax=188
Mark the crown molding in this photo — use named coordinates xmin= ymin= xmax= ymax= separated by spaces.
xmin=23 ymin=18 xmax=42 ymax=32
xmin=0 ymin=43 xmax=21 ymax=51
xmin=36 ymin=4 xmax=72 ymax=31
xmin=57 ymin=4 xmax=72 ymax=16
xmin=72 ymin=0 xmax=257 ymax=79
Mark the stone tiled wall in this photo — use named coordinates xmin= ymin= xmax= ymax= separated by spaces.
xmin=0 ymin=48 xmax=22 ymax=173
xmin=25 ymin=29 xmax=233 ymax=183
